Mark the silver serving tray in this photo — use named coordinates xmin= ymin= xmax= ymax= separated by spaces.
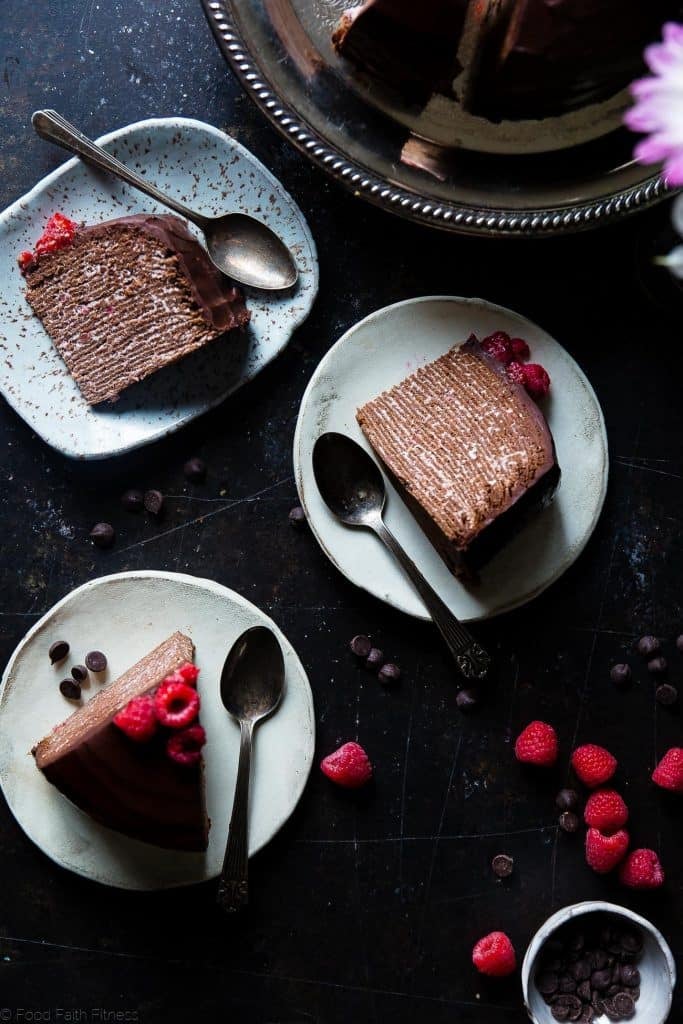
xmin=202 ymin=0 xmax=676 ymax=236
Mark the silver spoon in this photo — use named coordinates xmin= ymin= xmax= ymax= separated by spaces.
xmin=217 ymin=625 xmax=285 ymax=912
xmin=31 ymin=109 xmax=298 ymax=291
xmin=312 ymin=432 xmax=491 ymax=681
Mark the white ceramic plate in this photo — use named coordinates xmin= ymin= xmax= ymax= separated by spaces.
xmin=0 ymin=571 xmax=315 ymax=890
xmin=294 ymin=296 xmax=608 ymax=622
xmin=0 ymin=117 xmax=318 ymax=459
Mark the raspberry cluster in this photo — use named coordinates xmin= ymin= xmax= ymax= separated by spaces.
xmin=113 ymin=662 xmax=205 ymax=766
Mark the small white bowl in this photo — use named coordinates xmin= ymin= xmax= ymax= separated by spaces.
xmin=521 ymin=901 xmax=676 ymax=1024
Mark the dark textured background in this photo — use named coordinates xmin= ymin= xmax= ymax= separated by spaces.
xmin=0 ymin=1 xmax=681 ymax=1021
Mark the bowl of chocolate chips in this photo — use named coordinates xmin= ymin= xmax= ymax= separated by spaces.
xmin=521 ymin=902 xmax=675 ymax=1023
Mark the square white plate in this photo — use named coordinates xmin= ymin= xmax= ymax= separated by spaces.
xmin=0 ymin=117 xmax=318 ymax=459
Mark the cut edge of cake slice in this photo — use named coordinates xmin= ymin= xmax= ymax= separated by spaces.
xmin=33 ymin=631 xmax=210 ymax=852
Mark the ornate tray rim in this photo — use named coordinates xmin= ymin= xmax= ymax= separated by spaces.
xmin=202 ymin=0 xmax=676 ymax=237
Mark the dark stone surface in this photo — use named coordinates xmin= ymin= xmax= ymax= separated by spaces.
xmin=0 ymin=1 xmax=681 ymax=1021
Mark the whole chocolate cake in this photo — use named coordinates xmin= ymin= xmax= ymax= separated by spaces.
xmin=356 ymin=338 xmax=560 ymax=576
xmin=333 ymin=0 xmax=679 ymax=123
xmin=33 ymin=632 xmax=210 ymax=852
xmin=22 ymin=213 xmax=250 ymax=405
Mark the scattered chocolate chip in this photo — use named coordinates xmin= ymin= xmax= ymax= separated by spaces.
xmin=491 ymin=853 xmax=514 ymax=878
xmin=571 ymin=959 xmax=591 ymax=982
xmin=59 ymin=679 xmax=81 ymax=700
xmin=578 ymin=1008 xmax=595 ymax=1024
xmin=606 ymin=984 xmax=620 ymax=997
xmin=455 ymin=687 xmax=479 ymax=710
xmin=619 ymin=930 xmax=643 ymax=955
xmin=350 ymin=635 xmax=372 ymax=658
xmin=601 ymin=998 xmax=622 ymax=1022
xmin=591 ymin=969 xmax=612 ymax=992
xmin=85 ymin=651 xmax=107 ymax=673
xmin=551 ymin=1007 xmax=570 ymax=1023
xmin=591 ymin=950 xmax=610 ymax=971
xmin=636 ymin=635 xmax=660 ymax=657
xmin=591 ymin=992 xmax=604 ymax=1014
xmin=121 ymin=488 xmax=144 ymax=513
xmin=559 ymin=974 xmax=577 ymax=994
xmin=577 ymin=980 xmax=592 ymax=1002
xmin=556 ymin=788 xmax=580 ymax=812
xmin=365 ymin=647 xmax=384 ymax=670
xmin=288 ymin=505 xmax=306 ymax=527
xmin=555 ymin=994 xmax=582 ymax=1015
xmin=612 ymin=993 xmax=635 ymax=1019
xmin=559 ymin=811 xmax=580 ymax=833
xmin=71 ymin=665 xmax=88 ymax=683
xmin=183 ymin=456 xmax=206 ymax=482
xmin=537 ymin=971 xmax=559 ymax=995
xmin=49 ymin=640 xmax=69 ymax=664
xmin=90 ymin=522 xmax=115 ymax=548
xmin=619 ymin=965 xmax=640 ymax=988
xmin=609 ymin=664 xmax=631 ymax=687
xmin=378 ymin=663 xmax=401 ymax=686
xmin=656 ymin=683 xmax=678 ymax=706
xmin=143 ymin=489 xmax=164 ymax=516
xmin=647 ymin=655 xmax=668 ymax=674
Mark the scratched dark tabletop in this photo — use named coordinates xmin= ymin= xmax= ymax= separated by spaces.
xmin=0 ymin=1 xmax=682 ymax=1022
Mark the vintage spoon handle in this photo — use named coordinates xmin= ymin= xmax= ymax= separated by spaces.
xmin=373 ymin=518 xmax=491 ymax=680
xmin=31 ymin=109 xmax=210 ymax=229
xmin=217 ymin=719 xmax=253 ymax=911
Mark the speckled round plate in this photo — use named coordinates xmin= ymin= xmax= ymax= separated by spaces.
xmin=0 ymin=117 xmax=318 ymax=459
xmin=294 ymin=297 xmax=609 ymax=622
xmin=0 ymin=571 xmax=315 ymax=890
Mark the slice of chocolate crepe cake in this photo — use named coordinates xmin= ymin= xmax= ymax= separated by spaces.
xmin=33 ymin=631 xmax=210 ymax=852
xmin=356 ymin=338 xmax=560 ymax=576
xmin=23 ymin=213 xmax=249 ymax=405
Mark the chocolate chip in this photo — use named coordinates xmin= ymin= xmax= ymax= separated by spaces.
xmin=637 ymin=635 xmax=660 ymax=657
xmin=378 ymin=663 xmax=401 ymax=686
xmin=647 ymin=655 xmax=668 ymax=674
xmin=577 ymin=980 xmax=592 ymax=1002
xmin=656 ymin=683 xmax=678 ymax=706
xmin=365 ymin=648 xmax=384 ymax=670
xmin=552 ymin=1007 xmax=570 ymax=1023
xmin=613 ymin=992 xmax=635 ymax=1018
xmin=49 ymin=640 xmax=69 ymax=664
xmin=90 ymin=522 xmax=115 ymax=548
xmin=591 ymin=969 xmax=612 ymax=992
xmin=591 ymin=950 xmax=610 ymax=970
xmin=609 ymin=664 xmax=631 ymax=686
xmin=143 ymin=489 xmax=164 ymax=516
xmin=71 ymin=665 xmax=88 ymax=683
xmin=571 ymin=959 xmax=591 ymax=982
xmin=556 ymin=788 xmax=580 ymax=812
xmin=121 ymin=488 xmax=144 ymax=512
xmin=559 ymin=975 xmax=577 ymax=994
xmin=288 ymin=505 xmax=306 ymax=527
xmin=600 ymin=997 xmax=624 ymax=1022
xmin=85 ymin=651 xmax=107 ymax=673
xmin=455 ymin=688 xmax=479 ymax=710
xmin=555 ymin=995 xmax=582 ymax=1017
xmin=183 ymin=457 xmax=206 ymax=482
xmin=619 ymin=965 xmax=640 ymax=987
xmin=537 ymin=971 xmax=559 ymax=995
xmin=578 ymin=1008 xmax=594 ymax=1024
xmin=559 ymin=811 xmax=580 ymax=833
xmin=59 ymin=679 xmax=81 ymax=700
xmin=606 ymin=984 xmax=620 ymax=997
xmin=491 ymin=853 xmax=514 ymax=878
xmin=591 ymin=992 xmax=604 ymax=1014
xmin=619 ymin=929 xmax=643 ymax=955
xmin=350 ymin=635 xmax=372 ymax=658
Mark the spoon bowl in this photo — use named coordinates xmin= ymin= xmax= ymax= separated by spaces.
xmin=313 ymin=432 xmax=386 ymax=527
xmin=220 ymin=625 xmax=285 ymax=723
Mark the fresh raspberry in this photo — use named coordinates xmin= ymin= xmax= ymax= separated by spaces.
xmin=17 ymin=250 xmax=35 ymax=272
xmin=521 ymin=363 xmax=551 ymax=400
xmin=571 ymin=744 xmax=617 ymax=788
xmin=113 ymin=695 xmax=158 ymax=742
xmin=652 ymin=747 xmax=683 ymax=793
xmin=320 ymin=741 xmax=372 ymax=788
xmin=584 ymin=789 xmax=629 ymax=832
xmin=510 ymin=337 xmax=531 ymax=360
xmin=154 ymin=678 xmax=200 ymax=729
xmin=472 ymin=931 xmax=517 ymax=977
xmin=585 ymin=827 xmax=629 ymax=874
xmin=506 ymin=360 xmax=527 ymax=387
xmin=177 ymin=662 xmax=200 ymax=685
xmin=619 ymin=848 xmax=665 ymax=889
xmin=166 ymin=724 xmax=206 ymax=766
xmin=514 ymin=720 xmax=559 ymax=767
xmin=34 ymin=212 xmax=78 ymax=256
xmin=481 ymin=331 xmax=513 ymax=365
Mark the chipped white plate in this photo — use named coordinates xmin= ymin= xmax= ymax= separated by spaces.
xmin=0 ymin=571 xmax=315 ymax=890
xmin=0 ymin=117 xmax=318 ymax=459
xmin=294 ymin=296 xmax=609 ymax=622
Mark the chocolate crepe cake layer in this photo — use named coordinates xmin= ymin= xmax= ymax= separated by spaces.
xmin=33 ymin=632 xmax=210 ymax=852
xmin=357 ymin=339 xmax=560 ymax=577
xmin=23 ymin=214 xmax=249 ymax=405
xmin=333 ymin=0 xmax=679 ymax=122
